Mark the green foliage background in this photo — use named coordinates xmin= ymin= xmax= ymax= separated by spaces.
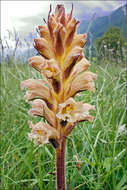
xmin=94 ymin=26 xmax=126 ymax=61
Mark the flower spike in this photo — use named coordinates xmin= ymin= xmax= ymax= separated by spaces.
xmin=21 ymin=4 xmax=97 ymax=190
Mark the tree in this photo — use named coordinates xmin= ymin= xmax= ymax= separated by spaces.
xmin=95 ymin=26 xmax=125 ymax=62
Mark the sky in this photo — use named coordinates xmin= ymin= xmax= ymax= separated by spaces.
xmin=1 ymin=0 xmax=126 ymax=40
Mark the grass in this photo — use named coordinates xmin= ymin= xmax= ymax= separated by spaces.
xmin=0 ymin=59 xmax=127 ymax=190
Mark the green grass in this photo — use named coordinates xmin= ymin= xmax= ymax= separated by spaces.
xmin=0 ymin=60 xmax=127 ymax=190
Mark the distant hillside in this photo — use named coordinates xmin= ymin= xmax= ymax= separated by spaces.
xmin=79 ymin=3 xmax=127 ymax=42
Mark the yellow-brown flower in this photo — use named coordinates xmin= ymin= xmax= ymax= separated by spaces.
xmin=28 ymin=121 xmax=59 ymax=146
xmin=21 ymin=4 xmax=97 ymax=145
xmin=21 ymin=4 xmax=97 ymax=189
xmin=56 ymin=98 xmax=95 ymax=123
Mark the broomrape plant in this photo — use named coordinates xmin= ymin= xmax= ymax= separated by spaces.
xmin=21 ymin=4 xmax=97 ymax=190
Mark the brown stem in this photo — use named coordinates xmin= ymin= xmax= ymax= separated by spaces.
xmin=55 ymin=138 xmax=66 ymax=190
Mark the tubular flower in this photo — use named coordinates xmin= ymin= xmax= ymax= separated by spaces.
xmin=66 ymin=72 xmax=97 ymax=98
xmin=29 ymin=56 xmax=60 ymax=79
xmin=56 ymin=98 xmax=95 ymax=123
xmin=21 ymin=78 xmax=55 ymax=109
xmin=28 ymin=99 xmax=56 ymax=126
xmin=28 ymin=121 xmax=59 ymax=146
xmin=21 ymin=4 xmax=97 ymax=190
xmin=28 ymin=99 xmax=44 ymax=117
xmin=21 ymin=78 xmax=50 ymax=100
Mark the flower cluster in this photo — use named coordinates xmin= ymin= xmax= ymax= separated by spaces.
xmin=21 ymin=4 xmax=97 ymax=148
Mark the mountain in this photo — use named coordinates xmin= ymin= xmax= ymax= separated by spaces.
xmin=79 ymin=3 xmax=127 ymax=43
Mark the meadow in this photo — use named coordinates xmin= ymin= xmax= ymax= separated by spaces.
xmin=0 ymin=56 xmax=127 ymax=190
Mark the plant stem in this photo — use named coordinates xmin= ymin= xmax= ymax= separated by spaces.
xmin=55 ymin=138 xmax=66 ymax=190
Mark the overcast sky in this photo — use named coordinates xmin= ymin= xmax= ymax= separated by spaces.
xmin=1 ymin=1 xmax=126 ymax=40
